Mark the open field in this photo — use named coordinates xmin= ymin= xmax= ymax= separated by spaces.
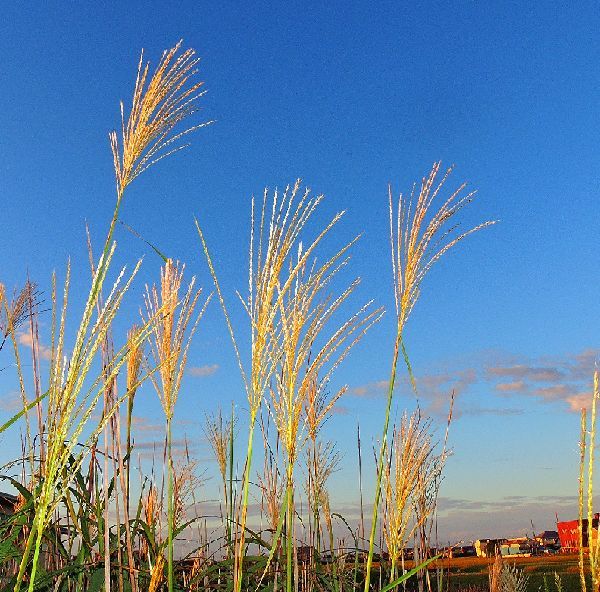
xmin=419 ymin=554 xmax=589 ymax=592
xmin=267 ymin=554 xmax=591 ymax=592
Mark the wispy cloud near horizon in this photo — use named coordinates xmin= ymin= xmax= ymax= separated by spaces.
xmin=349 ymin=347 xmax=599 ymax=415
xmin=487 ymin=349 xmax=598 ymax=412
xmin=486 ymin=364 xmax=564 ymax=382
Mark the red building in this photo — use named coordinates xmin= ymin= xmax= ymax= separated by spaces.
xmin=557 ymin=514 xmax=599 ymax=552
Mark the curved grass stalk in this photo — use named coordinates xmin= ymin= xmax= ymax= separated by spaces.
xmin=364 ymin=162 xmax=495 ymax=592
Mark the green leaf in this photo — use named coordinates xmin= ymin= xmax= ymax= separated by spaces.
xmin=86 ymin=567 xmax=106 ymax=592
xmin=380 ymin=554 xmax=441 ymax=592
xmin=400 ymin=336 xmax=417 ymax=396
xmin=0 ymin=474 xmax=35 ymax=502
xmin=0 ymin=390 xmax=48 ymax=434
xmin=119 ymin=219 xmax=169 ymax=262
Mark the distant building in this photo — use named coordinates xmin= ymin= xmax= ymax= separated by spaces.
xmin=0 ymin=492 xmax=17 ymax=516
xmin=557 ymin=515 xmax=599 ymax=552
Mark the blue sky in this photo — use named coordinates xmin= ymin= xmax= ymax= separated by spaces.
xmin=0 ymin=2 xmax=599 ymax=542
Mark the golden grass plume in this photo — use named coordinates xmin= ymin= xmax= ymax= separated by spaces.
xmin=110 ymin=40 xmax=211 ymax=196
xmin=389 ymin=161 xmax=496 ymax=334
xmin=144 ymin=259 xmax=211 ymax=420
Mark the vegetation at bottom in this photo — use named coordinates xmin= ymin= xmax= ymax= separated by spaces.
xmin=0 ymin=40 xmax=596 ymax=592
xmin=430 ymin=555 xmax=589 ymax=592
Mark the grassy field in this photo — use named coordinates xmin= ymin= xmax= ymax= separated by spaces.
xmin=420 ymin=554 xmax=590 ymax=592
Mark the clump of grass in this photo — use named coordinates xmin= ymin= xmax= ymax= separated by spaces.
xmin=4 ymin=40 xmax=210 ymax=592
xmin=554 ymin=571 xmax=563 ymax=592
xmin=382 ymin=411 xmax=433 ymax=583
xmin=12 ymin=257 xmax=148 ymax=592
xmin=197 ymin=180 xmax=377 ymax=592
xmin=0 ymin=36 xmax=500 ymax=592
xmin=489 ymin=556 xmax=529 ymax=592
xmin=267 ymin=217 xmax=382 ymax=590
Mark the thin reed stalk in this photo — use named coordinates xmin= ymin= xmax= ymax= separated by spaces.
xmin=588 ymin=371 xmax=599 ymax=587
xmin=358 ymin=422 xmax=365 ymax=545
xmin=204 ymin=408 xmax=235 ymax=555
xmin=144 ymin=259 xmax=210 ymax=592
xmin=579 ymin=370 xmax=600 ymax=592
xmin=364 ymin=163 xmax=495 ymax=592
xmin=579 ymin=407 xmax=588 ymax=592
